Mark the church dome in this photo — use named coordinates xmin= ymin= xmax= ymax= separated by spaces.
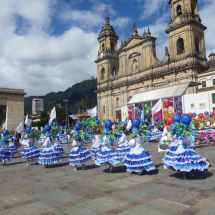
xmin=98 ymin=16 xmax=118 ymax=40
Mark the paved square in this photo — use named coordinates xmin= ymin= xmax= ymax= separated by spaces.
xmin=0 ymin=140 xmax=214 ymax=215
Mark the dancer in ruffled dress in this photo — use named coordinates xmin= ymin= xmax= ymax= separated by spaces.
xmin=125 ymin=118 xmax=156 ymax=175
xmin=163 ymin=114 xmax=209 ymax=179
xmin=62 ymin=127 xmax=68 ymax=144
xmin=151 ymin=117 xmax=162 ymax=141
xmin=69 ymin=123 xmax=92 ymax=170
xmin=7 ymin=138 xmax=19 ymax=156
xmin=53 ymin=136 xmax=65 ymax=156
xmin=0 ymin=130 xmax=11 ymax=166
xmin=95 ymin=120 xmax=125 ymax=172
xmin=22 ymin=127 xmax=40 ymax=166
xmin=116 ymin=130 xmax=130 ymax=158
xmin=91 ymin=128 xmax=102 ymax=160
xmin=39 ymin=125 xmax=61 ymax=167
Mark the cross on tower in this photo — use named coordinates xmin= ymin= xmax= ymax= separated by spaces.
xmin=106 ymin=7 xmax=108 ymax=17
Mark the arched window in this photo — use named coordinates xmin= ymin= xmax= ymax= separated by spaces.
xmin=127 ymin=96 xmax=132 ymax=103
xmin=102 ymin=43 xmax=105 ymax=51
xmin=111 ymin=43 xmax=114 ymax=51
xmin=112 ymin=68 xmax=116 ymax=77
xmin=177 ymin=38 xmax=185 ymax=55
xmin=195 ymin=37 xmax=200 ymax=52
xmin=116 ymin=97 xmax=119 ymax=107
xmin=101 ymin=68 xmax=105 ymax=80
xmin=176 ymin=5 xmax=182 ymax=16
xmin=133 ymin=59 xmax=138 ymax=71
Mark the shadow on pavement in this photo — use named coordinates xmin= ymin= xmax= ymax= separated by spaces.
xmin=170 ymin=170 xmax=213 ymax=180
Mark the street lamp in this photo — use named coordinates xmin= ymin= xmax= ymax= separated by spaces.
xmin=63 ymin=99 xmax=69 ymax=127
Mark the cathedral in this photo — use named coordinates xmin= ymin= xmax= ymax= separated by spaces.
xmin=95 ymin=0 xmax=208 ymax=120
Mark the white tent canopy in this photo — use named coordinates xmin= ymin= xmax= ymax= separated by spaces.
xmin=127 ymin=82 xmax=191 ymax=105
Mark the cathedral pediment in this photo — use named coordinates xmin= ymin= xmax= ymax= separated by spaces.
xmin=118 ymin=37 xmax=144 ymax=53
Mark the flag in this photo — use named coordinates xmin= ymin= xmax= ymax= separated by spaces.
xmin=126 ymin=120 xmax=132 ymax=131
xmin=49 ymin=107 xmax=56 ymax=124
xmin=16 ymin=122 xmax=23 ymax=133
xmin=88 ymin=106 xmax=97 ymax=119
xmin=152 ymin=99 xmax=162 ymax=114
xmin=69 ymin=115 xmax=78 ymax=120
xmin=2 ymin=119 xmax=8 ymax=130
xmin=25 ymin=115 xmax=32 ymax=127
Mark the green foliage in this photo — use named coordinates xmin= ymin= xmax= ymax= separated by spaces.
xmin=24 ymin=79 xmax=97 ymax=115
xmin=40 ymin=111 xmax=49 ymax=126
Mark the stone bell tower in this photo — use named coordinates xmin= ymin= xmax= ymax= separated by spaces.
xmin=166 ymin=0 xmax=207 ymax=67
xmin=95 ymin=10 xmax=119 ymax=119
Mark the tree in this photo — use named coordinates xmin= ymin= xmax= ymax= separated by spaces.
xmin=75 ymin=96 xmax=95 ymax=113
xmin=39 ymin=111 xmax=49 ymax=126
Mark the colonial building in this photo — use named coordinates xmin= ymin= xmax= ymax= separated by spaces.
xmin=198 ymin=52 xmax=215 ymax=111
xmin=95 ymin=0 xmax=208 ymax=120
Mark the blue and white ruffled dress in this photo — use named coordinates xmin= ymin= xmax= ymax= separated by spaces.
xmin=116 ymin=133 xmax=130 ymax=158
xmin=7 ymin=140 xmax=19 ymax=155
xmin=62 ymin=134 xmax=68 ymax=144
xmin=38 ymin=134 xmax=45 ymax=144
xmin=69 ymin=140 xmax=91 ymax=165
xmin=192 ymin=128 xmax=199 ymax=139
xmin=22 ymin=139 xmax=40 ymax=161
xmin=204 ymin=126 xmax=212 ymax=138
xmin=53 ymin=138 xmax=65 ymax=156
xmin=0 ymin=146 xmax=11 ymax=162
xmin=95 ymin=136 xmax=125 ymax=166
xmin=163 ymin=135 xmax=209 ymax=172
xmin=151 ymin=126 xmax=162 ymax=140
xmin=125 ymin=136 xmax=156 ymax=173
xmin=91 ymin=135 xmax=101 ymax=160
xmin=39 ymin=137 xmax=61 ymax=165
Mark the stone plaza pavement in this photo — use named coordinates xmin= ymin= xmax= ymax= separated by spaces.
xmin=0 ymin=140 xmax=215 ymax=215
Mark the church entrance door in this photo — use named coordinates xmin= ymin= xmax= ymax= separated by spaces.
xmin=116 ymin=110 xmax=121 ymax=121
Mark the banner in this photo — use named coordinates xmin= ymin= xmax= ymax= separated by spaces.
xmin=127 ymin=105 xmax=135 ymax=121
xmin=143 ymin=102 xmax=152 ymax=123
xmin=152 ymin=100 xmax=162 ymax=122
xmin=174 ymin=97 xmax=182 ymax=115
xmin=162 ymin=98 xmax=174 ymax=118
xmin=135 ymin=103 xmax=144 ymax=121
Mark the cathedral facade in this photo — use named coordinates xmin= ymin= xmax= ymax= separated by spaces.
xmin=95 ymin=0 xmax=208 ymax=120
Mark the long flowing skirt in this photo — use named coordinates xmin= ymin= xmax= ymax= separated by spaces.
xmin=125 ymin=150 xmax=156 ymax=172
xmin=54 ymin=144 xmax=65 ymax=156
xmin=95 ymin=146 xmax=125 ymax=166
xmin=7 ymin=144 xmax=19 ymax=155
xmin=116 ymin=143 xmax=130 ymax=158
xmin=91 ymin=145 xmax=101 ymax=160
xmin=22 ymin=146 xmax=40 ymax=160
xmin=151 ymin=130 xmax=162 ymax=140
xmin=39 ymin=147 xmax=61 ymax=164
xmin=69 ymin=146 xmax=91 ymax=166
xmin=0 ymin=148 xmax=11 ymax=162
xmin=62 ymin=135 xmax=68 ymax=144
xmin=163 ymin=147 xmax=209 ymax=172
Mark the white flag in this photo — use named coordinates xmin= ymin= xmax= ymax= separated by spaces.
xmin=25 ymin=115 xmax=32 ymax=127
xmin=152 ymin=99 xmax=162 ymax=114
xmin=2 ymin=119 xmax=8 ymax=130
xmin=69 ymin=115 xmax=78 ymax=120
xmin=49 ymin=107 xmax=56 ymax=124
xmin=88 ymin=106 xmax=97 ymax=119
xmin=126 ymin=120 xmax=132 ymax=131
xmin=16 ymin=122 xmax=23 ymax=133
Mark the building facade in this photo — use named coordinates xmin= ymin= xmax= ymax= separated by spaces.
xmin=96 ymin=0 xmax=208 ymax=120
xmin=198 ymin=52 xmax=215 ymax=111
xmin=0 ymin=88 xmax=26 ymax=130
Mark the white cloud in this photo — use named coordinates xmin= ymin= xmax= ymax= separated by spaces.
xmin=198 ymin=0 xmax=215 ymax=58
xmin=0 ymin=0 xmax=98 ymax=96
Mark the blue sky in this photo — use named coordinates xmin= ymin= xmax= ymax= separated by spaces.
xmin=0 ymin=0 xmax=214 ymax=96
